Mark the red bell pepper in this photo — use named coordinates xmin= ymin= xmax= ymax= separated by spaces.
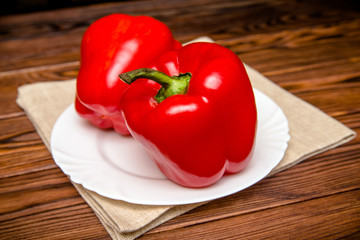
xmin=75 ymin=14 xmax=181 ymax=135
xmin=119 ymin=42 xmax=257 ymax=188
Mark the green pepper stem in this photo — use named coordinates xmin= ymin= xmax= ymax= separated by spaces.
xmin=119 ymin=68 xmax=191 ymax=103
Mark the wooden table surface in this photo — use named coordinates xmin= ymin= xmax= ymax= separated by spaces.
xmin=1 ymin=0 xmax=359 ymax=239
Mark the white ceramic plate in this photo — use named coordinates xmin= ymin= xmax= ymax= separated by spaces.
xmin=50 ymin=89 xmax=290 ymax=205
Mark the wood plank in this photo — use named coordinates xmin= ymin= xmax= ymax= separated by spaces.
xmin=1 ymin=0 xmax=359 ymax=71
xmin=0 ymin=196 xmax=109 ymax=239
xmin=0 ymin=62 xmax=78 ymax=115
xmin=141 ymin=190 xmax=360 ymax=239
xmin=1 ymin=0 xmax=358 ymax=42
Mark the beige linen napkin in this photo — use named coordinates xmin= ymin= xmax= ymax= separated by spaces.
xmin=16 ymin=40 xmax=355 ymax=239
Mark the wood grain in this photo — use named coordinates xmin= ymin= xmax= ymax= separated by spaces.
xmin=0 ymin=0 xmax=359 ymax=239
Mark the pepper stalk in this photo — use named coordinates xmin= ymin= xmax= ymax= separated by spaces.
xmin=120 ymin=68 xmax=191 ymax=103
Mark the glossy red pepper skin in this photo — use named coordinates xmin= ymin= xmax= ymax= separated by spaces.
xmin=75 ymin=14 xmax=181 ymax=135
xmin=120 ymin=43 xmax=257 ymax=187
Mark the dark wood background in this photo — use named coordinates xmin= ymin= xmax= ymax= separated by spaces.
xmin=1 ymin=0 xmax=359 ymax=239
